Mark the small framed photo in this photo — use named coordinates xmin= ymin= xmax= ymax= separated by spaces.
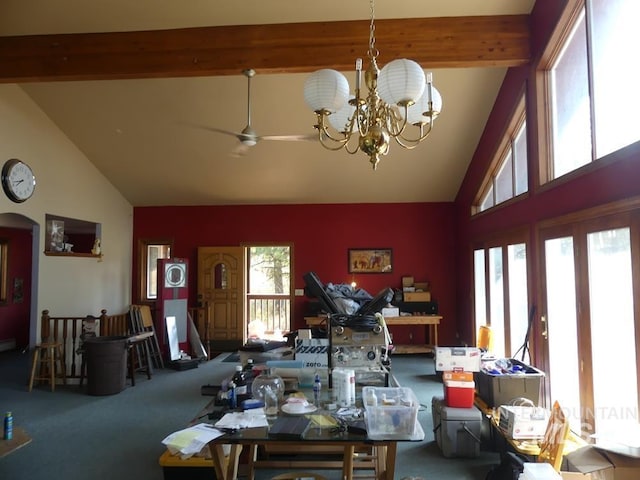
xmin=348 ymin=248 xmax=393 ymax=274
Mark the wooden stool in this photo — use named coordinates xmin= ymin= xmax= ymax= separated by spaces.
xmin=28 ymin=342 xmax=66 ymax=392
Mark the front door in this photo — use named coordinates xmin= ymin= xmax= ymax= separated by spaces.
xmin=197 ymin=247 xmax=245 ymax=351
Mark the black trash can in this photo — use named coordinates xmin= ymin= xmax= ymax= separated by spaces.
xmin=84 ymin=336 xmax=129 ymax=396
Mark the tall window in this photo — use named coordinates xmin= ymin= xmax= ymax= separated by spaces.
xmin=138 ymin=239 xmax=172 ymax=301
xmin=542 ymin=0 xmax=640 ymax=181
xmin=246 ymin=245 xmax=292 ymax=338
xmin=473 ymin=234 xmax=529 ymax=360
xmin=540 ymin=206 xmax=640 ymax=436
xmin=476 ymin=97 xmax=528 ymax=213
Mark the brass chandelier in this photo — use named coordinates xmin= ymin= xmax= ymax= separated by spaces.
xmin=303 ymin=0 xmax=442 ymax=170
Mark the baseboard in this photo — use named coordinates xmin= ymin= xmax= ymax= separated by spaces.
xmin=0 ymin=338 xmax=16 ymax=352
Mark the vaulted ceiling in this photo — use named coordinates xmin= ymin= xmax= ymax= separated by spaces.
xmin=0 ymin=0 xmax=534 ymax=206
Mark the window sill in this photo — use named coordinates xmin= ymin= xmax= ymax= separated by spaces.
xmin=44 ymin=252 xmax=102 ymax=258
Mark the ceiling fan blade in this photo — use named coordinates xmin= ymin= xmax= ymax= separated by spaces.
xmin=259 ymin=134 xmax=317 ymax=142
xmin=200 ymin=126 xmax=242 ymax=138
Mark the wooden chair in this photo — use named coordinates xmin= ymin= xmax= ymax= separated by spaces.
xmin=28 ymin=341 xmax=66 ymax=392
xmin=538 ymin=400 xmax=570 ymax=471
xmin=130 ymin=304 xmax=164 ymax=369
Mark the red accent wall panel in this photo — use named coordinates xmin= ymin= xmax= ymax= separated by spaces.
xmin=0 ymin=227 xmax=31 ymax=348
xmin=133 ymin=202 xmax=459 ymax=345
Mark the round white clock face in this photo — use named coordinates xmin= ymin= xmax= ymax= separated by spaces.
xmin=165 ymin=263 xmax=187 ymax=288
xmin=2 ymin=159 xmax=36 ymax=203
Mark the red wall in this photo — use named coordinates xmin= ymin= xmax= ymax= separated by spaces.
xmin=133 ymin=202 xmax=459 ymax=345
xmin=0 ymin=227 xmax=32 ymax=348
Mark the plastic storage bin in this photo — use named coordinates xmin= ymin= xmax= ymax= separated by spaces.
xmin=475 ymin=359 xmax=545 ymax=407
xmin=432 ymin=396 xmax=481 ymax=458
xmin=362 ymin=387 xmax=419 ymax=439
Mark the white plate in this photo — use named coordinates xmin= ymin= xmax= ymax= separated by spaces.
xmin=281 ymin=403 xmax=318 ymax=415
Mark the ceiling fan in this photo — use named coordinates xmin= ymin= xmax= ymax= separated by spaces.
xmin=199 ymin=68 xmax=315 ymax=157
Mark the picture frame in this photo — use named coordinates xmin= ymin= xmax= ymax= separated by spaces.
xmin=348 ymin=248 xmax=393 ymax=274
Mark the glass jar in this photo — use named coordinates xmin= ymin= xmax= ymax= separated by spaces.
xmin=251 ymin=368 xmax=285 ymax=403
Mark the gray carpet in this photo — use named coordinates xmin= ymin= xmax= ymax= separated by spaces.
xmin=222 ymin=352 xmax=241 ymax=363
xmin=0 ymin=350 xmax=499 ymax=479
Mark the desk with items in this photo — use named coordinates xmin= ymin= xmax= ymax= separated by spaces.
xmin=159 ymin=381 xmax=423 ymax=480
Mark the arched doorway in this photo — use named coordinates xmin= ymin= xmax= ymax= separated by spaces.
xmin=0 ymin=212 xmax=40 ymax=352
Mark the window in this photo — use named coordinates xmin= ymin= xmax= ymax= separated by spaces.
xmin=541 ymin=0 xmax=640 ymax=182
xmin=246 ymin=245 xmax=292 ymax=338
xmin=138 ymin=239 xmax=172 ymax=301
xmin=475 ymin=97 xmax=528 ymax=213
xmin=540 ymin=203 xmax=640 ymax=436
xmin=473 ymin=232 xmax=530 ymax=360
xmin=0 ymin=239 xmax=7 ymax=304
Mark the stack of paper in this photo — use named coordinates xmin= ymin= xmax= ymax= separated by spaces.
xmin=162 ymin=423 xmax=224 ymax=459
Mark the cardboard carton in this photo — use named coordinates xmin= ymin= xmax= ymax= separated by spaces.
xmin=560 ymin=446 xmax=614 ymax=480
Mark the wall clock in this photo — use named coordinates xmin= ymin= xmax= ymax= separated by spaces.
xmin=1 ymin=158 xmax=36 ymax=203
xmin=165 ymin=262 xmax=187 ymax=288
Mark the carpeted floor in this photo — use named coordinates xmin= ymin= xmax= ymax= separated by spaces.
xmin=222 ymin=352 xmax=240 ymax=362
xmin=0 ymin=350 xmax=499 ymax=480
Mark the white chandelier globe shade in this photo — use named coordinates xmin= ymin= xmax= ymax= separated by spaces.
xmin=304 ymin=69 xmax=350 ymax=113
xmin=406 ymin=84 xmax=443 ymax=125
xmin=328 ymin=98 xmax=356 ymax=133
xmin=377 ymin=59 xmax=426 ymax=106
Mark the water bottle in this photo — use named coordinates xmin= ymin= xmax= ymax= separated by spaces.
xmin=313 ymin=373 xmax=322 ymax=407
xmin=228 ymin=381 xmax=237 ymax=409
xmin=232 ymin=365 xmax=249 ymax=404
xmin=4 ymin=411 xmax=13 ymax=440
xmin=243 ymin=359 xmax=255 ymax=393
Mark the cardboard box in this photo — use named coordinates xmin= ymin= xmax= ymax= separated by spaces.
xmin=402 ymin=276 xmax=414 ymax=287
xmin=561 ymin=446 xmax=614 ymax=480
xmin=498 ymin=405 xmax=549 ymax=439
xmin=435 ymin=347 xmax=482 ymax=372
xmin=404 ymin=291 xmax=432 ymax=302
xmin=414 ymin=282 xmax=430 ymax=291
xmin=294 ymin=338 xmax=329 ymax=368
xmin=600 ymin=451 xmax=640 ymax=480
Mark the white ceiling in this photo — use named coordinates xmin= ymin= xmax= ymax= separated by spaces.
xmin=1 ymin=0 xmax=535 ymax=206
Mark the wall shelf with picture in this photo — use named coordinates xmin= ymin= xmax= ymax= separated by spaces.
xmin=44 ymin=214 xmax=102 ymax=258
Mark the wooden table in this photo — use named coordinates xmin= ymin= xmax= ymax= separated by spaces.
xmin=304 ymin=315 xmax=442 ymax=354
xmin=208 ymin=430 xmax=398 ymax=480
xmin=160 ymin=380 xmax=423 ymax=480
xmin=159 ymin=413 xmax=400 ymax=480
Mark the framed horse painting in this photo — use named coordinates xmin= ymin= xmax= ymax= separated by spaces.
xmin=348 ymin=248 xmax=393 ymax=274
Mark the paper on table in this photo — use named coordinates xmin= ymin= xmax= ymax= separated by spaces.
xmin=162 ymin=423 xmax=224 ymax=459
xmin=214 ymin=410 xmax=269 ymax=430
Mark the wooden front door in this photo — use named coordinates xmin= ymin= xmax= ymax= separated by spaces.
xmin=197 ymin=247 xmax=245 ymax=350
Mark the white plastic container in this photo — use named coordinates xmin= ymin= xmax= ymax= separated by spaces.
xmin=332 ymin=368 xmax=355 ymax=407
xmin=363 ymin=387 xmax=419 ymax=439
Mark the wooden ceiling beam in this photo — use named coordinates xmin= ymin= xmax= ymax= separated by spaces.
xmin=0 ymin=15 xmax=530 ymax=83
